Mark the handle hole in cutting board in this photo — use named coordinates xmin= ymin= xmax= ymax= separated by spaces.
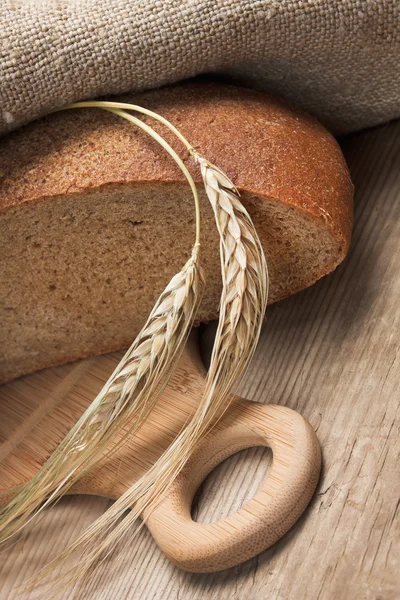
xmin=191 ymin=446 xmax=272 ymax=524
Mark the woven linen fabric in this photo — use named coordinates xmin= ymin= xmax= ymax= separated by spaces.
xmin=1 ymin=0 xmax=399 ymax=136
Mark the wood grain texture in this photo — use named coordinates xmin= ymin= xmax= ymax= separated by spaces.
xmin=0 ymin=120 xmax=399 ymax=599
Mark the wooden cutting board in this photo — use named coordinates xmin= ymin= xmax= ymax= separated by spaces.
xmin=0 ymin=333 xmax=320 ymax=573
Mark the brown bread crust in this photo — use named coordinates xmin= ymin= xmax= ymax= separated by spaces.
xmin=0 ymin=82 xmax=352 ymax=240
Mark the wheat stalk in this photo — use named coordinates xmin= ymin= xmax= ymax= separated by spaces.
xmin=0 ymin=113 xmax=204 ymax=545
xmin=23 ymin=153 xmax=268 ymax=596
xmin=3 ymin=102 xmax=267 ymax=596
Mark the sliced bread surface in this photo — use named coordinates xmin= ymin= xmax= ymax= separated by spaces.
xmin=0 ymin=83 xmax=353 ymax=382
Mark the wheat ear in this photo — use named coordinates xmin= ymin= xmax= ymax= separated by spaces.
xmin=0 ymin=113 xmax=204 ymax=545
xmin=24 ymin=154 xmax=268 ymax=595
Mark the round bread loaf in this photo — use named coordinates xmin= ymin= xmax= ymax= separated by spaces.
xmin=0 ymin=82 xmax=353 ymax=383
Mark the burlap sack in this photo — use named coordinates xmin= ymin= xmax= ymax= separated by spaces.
xmin=1 ymin=0 xmax=399 ymax=136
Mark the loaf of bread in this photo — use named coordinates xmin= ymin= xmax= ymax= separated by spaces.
xmin=0 ymin=83 xmax=353 ymax=383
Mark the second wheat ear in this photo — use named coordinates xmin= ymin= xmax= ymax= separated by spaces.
xmin=1 ymin=102 xmax=268 ymax=593
xmin=0 ymin=107 xmax=204 ymax=544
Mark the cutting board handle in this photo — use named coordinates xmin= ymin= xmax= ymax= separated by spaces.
xmin=145 ymin=400 xmax=321 ymax=572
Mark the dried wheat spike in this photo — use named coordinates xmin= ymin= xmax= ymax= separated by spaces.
xmin=0 ymin=248 xmax=204 ymax=545
xmin=196 ymin=155 xmax=268 ymax=392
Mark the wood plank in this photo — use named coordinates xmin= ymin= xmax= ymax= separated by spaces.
xmin=0 ymin=120 xmax=399 ymax=599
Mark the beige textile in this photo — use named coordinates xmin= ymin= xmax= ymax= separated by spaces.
xmin=1 ymin=0 xmax=399 ymax=136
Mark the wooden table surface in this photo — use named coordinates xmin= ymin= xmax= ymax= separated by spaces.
xmin=0 ymin=120 xmax=399 ymax=600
